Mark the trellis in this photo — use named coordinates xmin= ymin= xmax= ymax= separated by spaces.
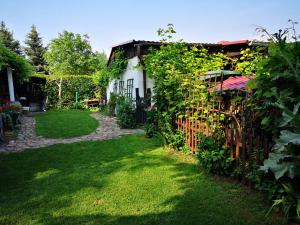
xmin=176 ymin=72 xmax=224 ymax=153
xmin=176 ymin=72 xmax=271 ymax=181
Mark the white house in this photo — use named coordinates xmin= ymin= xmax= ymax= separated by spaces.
xmin=106 ymin=39 xmax=258 ymax=104
xmin=106 ymin=40 xmax=161 ymax=104
xmin=106 ymin=54 xmax=154 ymax=102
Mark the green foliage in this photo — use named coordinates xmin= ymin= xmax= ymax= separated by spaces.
xmin=3 ymin=113 xmax=13 ymax=131
xmin=92 ymin=51 xmax=107 ymax=72
xmin=167 ymin=130 xmax=186 ymax=151
xmin=247 ymin=23 xmax=300 ymax=221
xmin=256 ymin=40 xmax=300 ymax=177
xmin=145 ymin=110 xmax=159 ymax=138
xmin=44 ymin=31 xmax=97 ymax=75
xmin=43 ymin=75 xmax=98 ymax=109
xmin=0 ymin=42 xmax=33 ymax=80
xmin=24 ymin=25 xmax=47 ymax=72
xmin=143 ymin=25 xmax=228 ymax=147
xmin=43 ymin=31 xmax=107 ymax=107
xmin=116 ymin=96 xmax=136 ymax=128
xmin=145 ymin=123 xmax=156 ymax=138
xmin=196 ymin=131 xmax=234 ymax=175
xmin=267 ymin=182 xmax=300 ymax=222
xmin=157 ymin=23 xmax=176 ymax=42
xmin=106 ymin=49 xmax=128 ymax=80
xmin=92 ymin=68 xmax=109 ymax=99
xmin=235 ymin=47 xmax=267 ymax=76
xmin=0 ymin=21 xmax=22 ymax=55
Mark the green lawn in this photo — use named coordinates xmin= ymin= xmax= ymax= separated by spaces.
xmin=0 ymin=135 xmax=281 ymax=225
xmin=35 ymin=110 xmax=99 ymax=138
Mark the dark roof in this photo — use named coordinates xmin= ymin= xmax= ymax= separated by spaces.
xmin=107 ymin=39 xmax=266 ymax=66
xmin=107 ymin=39 xmax=222 ymax=66
xmin=111 ymin=39 xmax=219 ymax=48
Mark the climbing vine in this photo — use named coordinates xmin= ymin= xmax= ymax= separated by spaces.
xmin=106 ymin=49 xmax=128 ymax=80
xmin=143 ymin=25 xmax=228 ymax=146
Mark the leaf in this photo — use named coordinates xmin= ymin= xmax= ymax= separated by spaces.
xmin=261 ymin=116 xmax=270 ymax=126
xmin=245 ymin=79 xmax=256 ymax=89
xmin=273 ymin=130 xmax=300 ymax=152
xmin=297 ymin=199 xmax=300 ymax=217
xmin=280 ymin=130 xmax=300 ymax=144
xmin=260 ymin=153 xmax=295 ymax=179
xmin=279 ymin=112 xmax=293 ymax=127
xmin=263 ymin=91 xmax=275 ymax=98
xmin=293 ymin=103 xmax=300 ymax=115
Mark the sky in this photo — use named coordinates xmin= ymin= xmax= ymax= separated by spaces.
xmin=1 ymin=0 xmax=300 ymax=56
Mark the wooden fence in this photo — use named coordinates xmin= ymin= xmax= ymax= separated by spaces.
xmin=175 ymin=77 xmax=271 ymax=180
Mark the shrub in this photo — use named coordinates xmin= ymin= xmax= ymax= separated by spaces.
xmin=116 ymin=96 xmax=136 ymax=128
xmin=196 ymin=131 xmax=234 ymax=175
xmin=168 ymin=131 xmax=186 ymax=151
xmin=145 ymin=123 xmax=156 ymax=138
xmin=145 ymin=110 xmax=158 ymax=138
xmin=3 ymin=114 xmax=13 ymax=131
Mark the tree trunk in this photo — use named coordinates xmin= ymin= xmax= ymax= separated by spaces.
xmin=57 ymin=77 xmax=63 ymax=108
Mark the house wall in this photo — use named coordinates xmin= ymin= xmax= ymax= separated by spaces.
xmin=106 ymin=56 xmax=155 ymax=102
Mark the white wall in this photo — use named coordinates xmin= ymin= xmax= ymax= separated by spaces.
xmin=107 ymin=56 xmax=147 ymax=101
xmin=146 ymin=76 xmax=154 ymax=93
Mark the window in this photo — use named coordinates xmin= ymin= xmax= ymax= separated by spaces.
xmin=119 ymin=81 xmax=124 ymax=95
xmin=126 ymin=79 xmax=134 ymax=99
xmin=113 ymin=81 xmax=118 ymax=93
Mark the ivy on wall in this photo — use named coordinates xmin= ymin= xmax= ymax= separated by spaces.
xmin=106 ymin=49 xmax=128 ymax=81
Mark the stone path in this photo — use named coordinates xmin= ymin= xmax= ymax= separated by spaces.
xmin=0 ymin=113 xmax=144 ymax=153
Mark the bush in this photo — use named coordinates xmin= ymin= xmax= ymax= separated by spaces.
xmin=145 ymin=110 xmax=158 ymax=138
xmin=196 ymin=131 xmax=234 ymax=175
xmin=145 ymin=123 xmax=156 ymax=138
xmin=116 ymin=96 xmax=136 ymax=128
xmin=3 ymin=114 xmax=13 ymax=131
xmin=168 ymin=130 xmax=186 ymax=151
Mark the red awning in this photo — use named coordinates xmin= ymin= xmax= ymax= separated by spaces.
xmin=214 ymin=76 xmax=252 ymax=91
xmin=218 ymin=40 xmax=250 ymax=46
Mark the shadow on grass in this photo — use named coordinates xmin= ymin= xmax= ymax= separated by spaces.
xmin=0 ymin=135 xmax=281 ymax=225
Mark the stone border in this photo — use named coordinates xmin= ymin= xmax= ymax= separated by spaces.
xmin=0 ymin=113 xmax=144 ymax=152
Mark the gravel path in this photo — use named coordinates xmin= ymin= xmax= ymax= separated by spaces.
xmin=0 ymin=113 xmax=144 ymax=153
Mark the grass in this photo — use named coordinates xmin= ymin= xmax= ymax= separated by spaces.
xmin=35 ymin=110 xmax=99 ymax=138
xmin=0 ymin=135 xmax=282 ymax=225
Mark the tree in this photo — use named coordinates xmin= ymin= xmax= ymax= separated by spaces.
xmin=0 ymin=21 xmax=22 ymax=55
xmin=44 ymin=30 xmax=100 ymax=107
xmin=44 ymin=31 xmax=96 ymax=75
xmin=92 ymin=51 xmax=107 ymax=72
xmin=24 ymin=25 xmax=47 ymax=72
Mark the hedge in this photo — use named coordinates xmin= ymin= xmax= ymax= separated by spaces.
xmin=33 ymin=74 xmax=99 ymax=109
